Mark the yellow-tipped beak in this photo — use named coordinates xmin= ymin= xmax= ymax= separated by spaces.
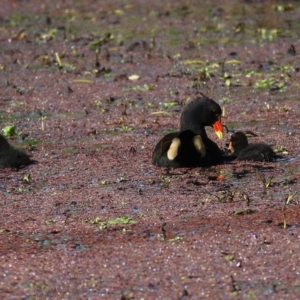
xmin=212 ymin=119 xmax=223 ymax=139
xmin=228 ymin=141 xmax=233 ymax=151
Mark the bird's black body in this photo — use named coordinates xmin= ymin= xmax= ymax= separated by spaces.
xmin=152 ymin=130 xmax=213 ymax=168
xmin=229 ymin=131 xmax=277 ymax=162
xmin=0 ymin=134 xmax=35 ymax=169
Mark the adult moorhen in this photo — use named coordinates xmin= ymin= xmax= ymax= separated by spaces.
xmin=152 ymin=96 xmax=224 ymax=167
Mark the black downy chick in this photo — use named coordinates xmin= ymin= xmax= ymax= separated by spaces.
xmin=229 ymin=131 xmax=277 ymax=162
xmin=0 ymin=134 xmax=36 ymax=169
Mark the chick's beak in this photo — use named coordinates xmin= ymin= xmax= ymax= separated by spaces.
xmin=212 ymin=119 xmax=223 ymax=139
xmin=228 ymin=141 xmax=233 ymax=151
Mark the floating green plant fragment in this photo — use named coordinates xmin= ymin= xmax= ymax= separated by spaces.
xmin=219 ymin=97 xmax=232 ymax=104
xmin=245 ymin=291 xmax=257 ymax=299
xmin=225 ymin=79 xmax=231 ymax=87
xmin=40 ymin=28 xmax=57 ymax=41
xmin=20 ymin=137 xmax=41 ymax=147
xmin=229 ymin=291 xmax=238 ymax=297
xmin=41 ymin=116 xmax=47 ymax=131
xmin=183 ymin=59 xmax=206 ymax=65
xmin=63 ymin=147 xmax=78 ymax=154
xmin=118 ymin=125 xmax=133 ymax=132
xmin=10 ymin=101 xmax=24 ymax=107
xmin=168 ymin=236 xmax=182 ymax=242
xmin=276 ymin=5 xmax=285 ymax=12
xmin=254 ymin=78 xmax=286 ymax=90
xmin=107 ymin=216 xmax=136 ymax=225
xmin=158 ymin=174 xmax=172 ymax=184
xmin=16 ymin=187 xmax=30 ymax=193
xmin=88 ymin=33 xmax=113 ymax=48
xmin=73 ymin=78 xmax=94 ymax=83
xmin=90 ymin=217 xmax=101 ymax=224
xmin=254 ymin=78 xmax=275 ymax=89
xmin=91 ymin=216 xmax=136 ymax=230
xmin=24 ymin=282 xmax=49 ymax=290
xmin=2 ymin=125 xmax=16 ymax=137
xmin=281 ymin=192 xmax=293 ymax=229
xmin=114 ymin=9 xmax=124 ymax=15
xmin=55 ymin=52 xmax=76 ymax=71
xmin=16 ymin=86 xmax=26 ymax=95
xmin=126 ymin=84 xmax=154 ymax=92
xmin=225 ymin=60 xmax=241 ymax=65
xmin=146 ymin=102 xmax=155 ymax=108
xmin=280 ymin=65 xmax=295 ymax=72
xmin=117 ymin=176 xmax=129 ymax=183
xmin=184 ymin=61 xmax=219 ymax=79
xmin=233 ymin=209 xmax=255 ymax=215
xmin=285 ymin=192 xmax=293 ymax=205
xmin=163 ymin=102 xmax=178 ymax=109
xmin=244 ymin=69 xmax=262 ymax=77
xmin=258 ymin=28 xmax=278 ymax=41
xmin=22 ymin=174 xmax=31 ymax=183
xmin=61 ymin=62 xmax=76 ymax=71
xmin=282 ymin=205 xmax=287 ymax=229
xmin=150 ymin=111 xmax=172 ymax=117
xmin=265 ymin=177 xmax=274 ymax=188
xmin=274 ymin=146 xmax=288 ymax=155
xmin=99 ymin=222 xmax=106 ymax=230
xmin=44 ymin=219 xmax=57 ymax=226
xmin=225 ymin=255 xmax=234 ymax=261
xmin=55 ymin=52 xmax=62 ymax=67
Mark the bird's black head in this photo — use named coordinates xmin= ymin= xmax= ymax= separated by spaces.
xmin=180 ymin=96 xmax=223 ymax=139
xmin=229 ymin=131 xmax=249 ymax=152
xmin=0 ymin=134 xmax=11 ymax=151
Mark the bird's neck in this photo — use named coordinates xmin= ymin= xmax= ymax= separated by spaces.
xmin=180 ymin=124 xmax=207 ymax=137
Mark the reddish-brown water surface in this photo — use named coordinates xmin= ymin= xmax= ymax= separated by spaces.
xmin=0 ymin=1 xmax=300 ymax=299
